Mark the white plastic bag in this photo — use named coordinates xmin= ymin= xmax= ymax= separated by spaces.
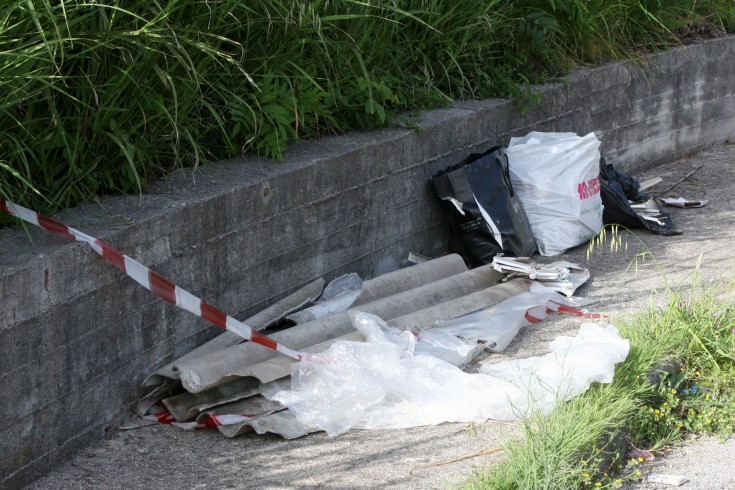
xmin=505 ymin=132 xmax=604 ymax=256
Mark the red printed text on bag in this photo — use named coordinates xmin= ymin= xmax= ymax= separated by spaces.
xmin=577 ymin=177 xmax=601 ymax=200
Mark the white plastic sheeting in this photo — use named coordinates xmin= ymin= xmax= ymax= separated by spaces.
xmin=428 ymin=282 xmax=595 ymax=353
xmin=480 ymin=322 xmax=630 ymax=414
xmin=264 ymin=311 xmax=629 ymax=436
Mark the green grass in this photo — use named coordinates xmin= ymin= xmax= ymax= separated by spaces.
xmin=461 ymin=270 xmax=735 ymax=489
xmin=1 ymin=1 xmax=735 ymax=216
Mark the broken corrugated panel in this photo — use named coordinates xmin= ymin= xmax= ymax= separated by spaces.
xmin=139 ymin=253 xmax=597 ymax=438
xmin=388 ymin=279 xmax=529 ymax=331
xmin=207 ymin=280 xmax=534 ymax=401
xmin=162 ymin=378 xmax=260 ymax=421
xmin=175 ymin=263 xmax=502 ymax=394
xmin=244 ymin=410 xmax=311 ymax=440
xmin=287 ymin=254 xmax=469 ymax=324
xmin=143 ymin=278 xmax=326 ymax=386
xmin=351 ymin=253 xmax=468 ymax=306
xmin=166 ymin=280 xmax=526 ymax=421
xmin=286 ymin=274 xmax=363 ymax=324
xmin=138 ymin=255 xmax=483 ymax=415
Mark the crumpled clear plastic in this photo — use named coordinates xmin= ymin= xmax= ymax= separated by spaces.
xmin=480 ymin=322 xmax=630 ymax=415
xmin=370 ymin=318 xmax=481 ymax=367
xmin=264 ymin=311 xmax=629 ymax=436
xmin=297 ymin=273 xmax=363 ymax=320
xmin=428 ymin=282 xmax=593 ymax=353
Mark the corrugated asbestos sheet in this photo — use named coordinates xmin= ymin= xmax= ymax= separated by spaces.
xmin=137 ymin=254 xmax=532 ymax=438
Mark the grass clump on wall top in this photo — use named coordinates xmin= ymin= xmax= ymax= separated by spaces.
xmin=1 ymin=0 xmax=733 ymax=215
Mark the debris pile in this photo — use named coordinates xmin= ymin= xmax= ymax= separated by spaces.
xmin=0 ymin=130 xmax=711 ymax=444
xmin=490 ymin=255 xmax=590 ymax=297
xmin=137 ymin=253 xmax=624 ymax=439
xmin=135 ymin=130 xmax=709 ymax=439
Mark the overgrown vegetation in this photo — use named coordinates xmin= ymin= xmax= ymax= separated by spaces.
xmin=2 ymin=1 xmax=734 ymax=214
xmin=462 ymin=264 xmax=735 ymax=489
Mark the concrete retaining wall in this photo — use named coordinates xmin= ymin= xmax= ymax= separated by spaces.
xmin=2 ymin=37 xmax=734 ymax=489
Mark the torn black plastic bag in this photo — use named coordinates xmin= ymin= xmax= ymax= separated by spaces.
xmin=431 ymin=147 xmax=537 ymax=266
xmin=599 ymin=158 xmax=681 ymax=235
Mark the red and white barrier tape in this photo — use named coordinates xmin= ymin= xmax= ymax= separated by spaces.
xmin=143 ymin=403 xmax=274 ymax=430
xmin=524 ymin=300 xmax=605 ymax=324
xmin=0 ymin=200 xmax=303 ymax=360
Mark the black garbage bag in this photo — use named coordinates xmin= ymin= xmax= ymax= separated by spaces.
xmin=599 ymin=158 xmax=681 ymax=235
xmin=431 ymin=147 xmax=537 ymax=266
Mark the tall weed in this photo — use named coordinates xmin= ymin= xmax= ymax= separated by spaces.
xmin=1 ymin=0 xmax=734 ymax=214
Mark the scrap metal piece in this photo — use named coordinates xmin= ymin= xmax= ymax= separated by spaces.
xmin=638 ymin=177 xmax=662 ymax=191
xmin=655 ymin=165 xmax=703 ymax=197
